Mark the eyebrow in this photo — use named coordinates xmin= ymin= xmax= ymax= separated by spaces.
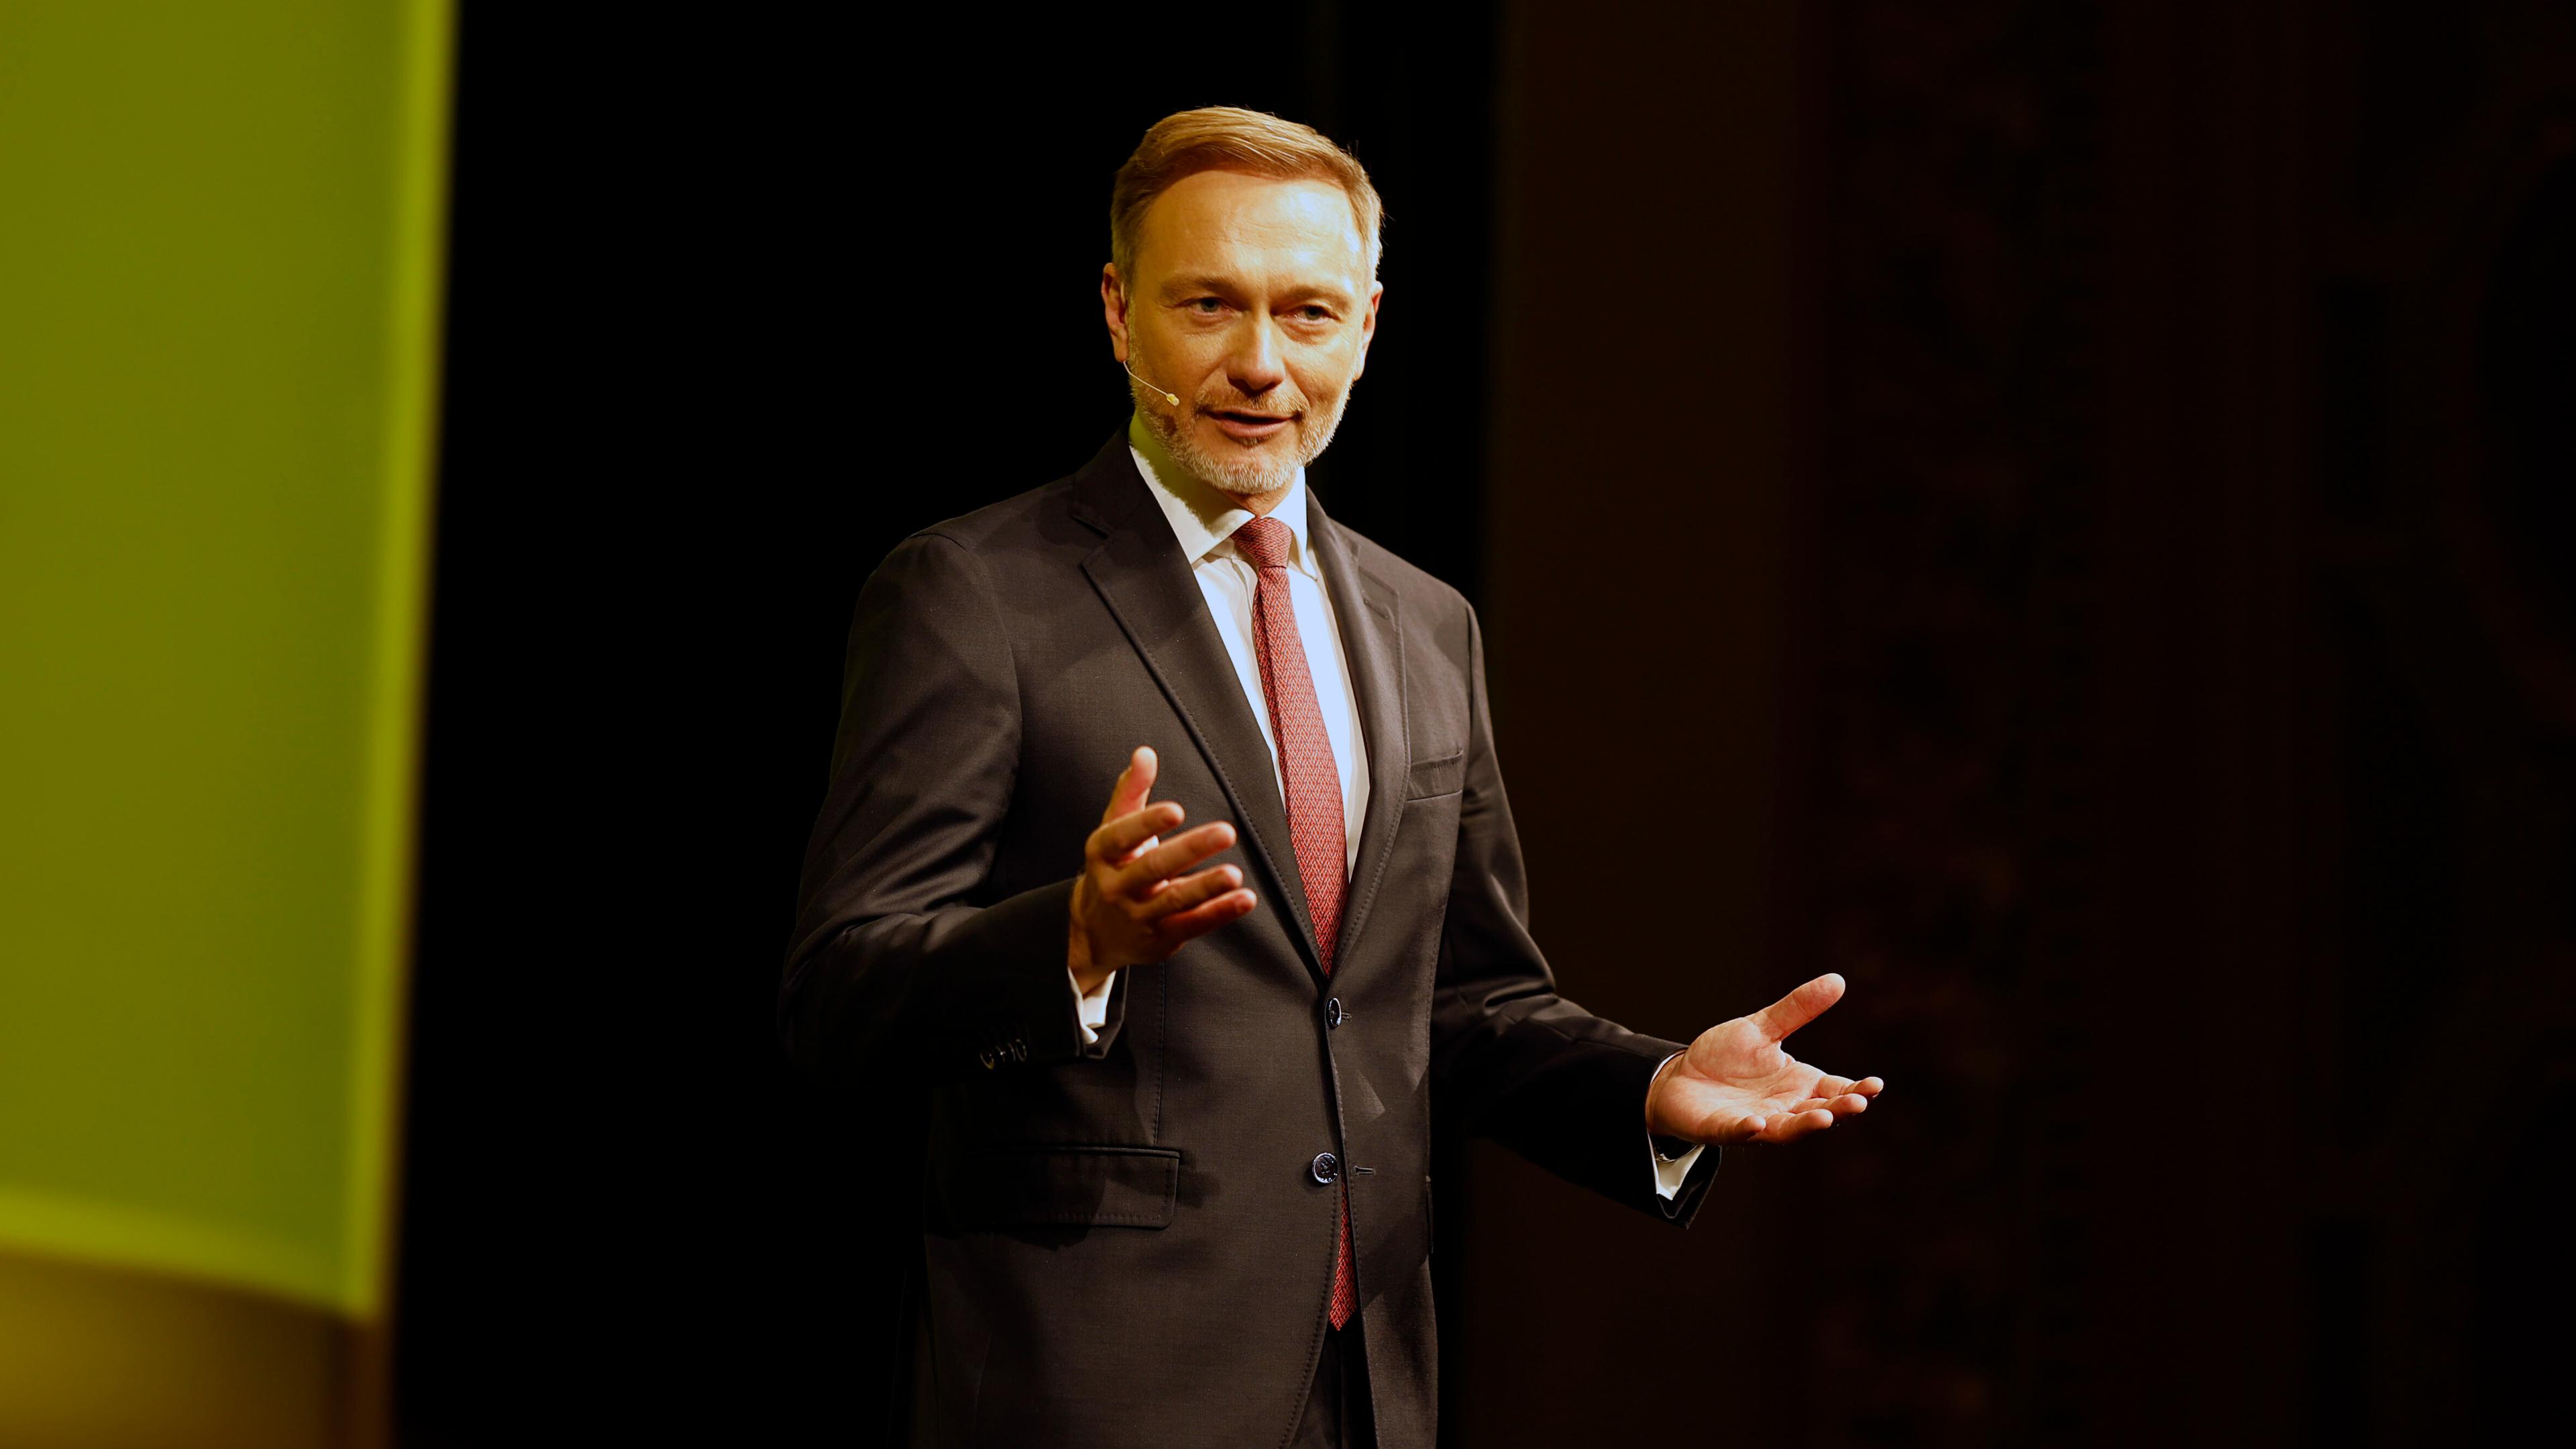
xmin=1159 ymin=274 xmax=1359 ymax=311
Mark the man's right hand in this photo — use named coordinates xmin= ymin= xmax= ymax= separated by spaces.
xmin=1069 ymin=746 xmax=1258 ymax=994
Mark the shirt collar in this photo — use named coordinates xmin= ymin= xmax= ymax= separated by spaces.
xmin=1128 ymin=412 xmax=1315 ymax=577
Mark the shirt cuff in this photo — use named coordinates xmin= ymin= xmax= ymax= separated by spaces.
xmin=1069 ymin=966 xmax=1117 ymax=1046
xmin=1648 ymin=1051 xmax=1706 ymax=1199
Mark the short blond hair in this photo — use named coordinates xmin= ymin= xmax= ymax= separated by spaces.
xmin=1110 ymin=106 xmax=1384 ymax=287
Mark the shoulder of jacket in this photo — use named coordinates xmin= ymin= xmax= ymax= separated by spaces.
xmin=905 ymin=472 xmax=1081 ymax=556
xmin=1324 ymin=515 xmax=1472 ymax=624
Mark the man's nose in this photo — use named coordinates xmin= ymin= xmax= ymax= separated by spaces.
xmin=1224 ymin=317 xmax=1288 ymax=398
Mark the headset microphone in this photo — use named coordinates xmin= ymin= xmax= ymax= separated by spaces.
xmin=1123 ymin=362 xmax=1180 ymax=408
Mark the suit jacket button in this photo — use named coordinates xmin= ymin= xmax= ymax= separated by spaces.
xmin=1325 ymin=998 xmax=1344 ymax=1028
xmin=1311 ymin=1152 xmax=1340 ymax=1184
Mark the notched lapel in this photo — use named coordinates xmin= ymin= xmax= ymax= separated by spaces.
xmin=1071 ymin=443 xmax=1326 ymax=981
xmin=1310 ymin=500 xmax=1409 ymax=972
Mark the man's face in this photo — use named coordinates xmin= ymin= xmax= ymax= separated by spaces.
xmin=1104 ymin=169 xmax=1382 ymax=498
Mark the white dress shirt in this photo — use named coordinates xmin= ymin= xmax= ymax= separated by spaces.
xmin=1069 ymin=414 xmax=1703 ymax=1201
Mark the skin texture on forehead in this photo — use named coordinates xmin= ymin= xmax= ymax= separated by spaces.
xmin=1131 ymin=170 xmax=1371 ymax=301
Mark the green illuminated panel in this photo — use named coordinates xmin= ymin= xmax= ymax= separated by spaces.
xmin=0 ymin=0 xmax=451 ymax=1316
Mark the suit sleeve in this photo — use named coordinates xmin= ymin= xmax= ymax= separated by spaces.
xmin=1428 ymin=604 xmax=1721 ymax=1224
xmin=778 ymin=531 xmax=1126 ymax=1089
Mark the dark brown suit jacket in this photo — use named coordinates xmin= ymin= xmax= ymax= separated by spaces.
xmin=781 ymin=435 xmax=1721 ymax=1447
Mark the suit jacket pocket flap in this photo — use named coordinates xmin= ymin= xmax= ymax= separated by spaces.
xmin=1405 ymin=751 xmax=1466 ymax=798
xmin=965 ymin=1144 xmax=1181 ymax=1229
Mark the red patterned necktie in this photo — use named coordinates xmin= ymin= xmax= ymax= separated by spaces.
xmin=1231 ymin=515 xmax=1356 ymax=1330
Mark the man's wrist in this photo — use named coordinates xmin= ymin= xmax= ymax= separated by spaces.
xmin=1645 ymin=1052 xmax=1703 ymax=1195
xmin=1067 ymin=883 xmax=1114 ymax=996
xmin=1644 ymin=1051 xmax=1688 ymax=1138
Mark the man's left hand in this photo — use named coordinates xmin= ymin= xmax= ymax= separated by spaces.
xmin=1645 ymin=973 xmax=1884 ymax=1146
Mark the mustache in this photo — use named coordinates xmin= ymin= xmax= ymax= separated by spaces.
xmin=1189 ymin=395 xmax=1307 ymax=419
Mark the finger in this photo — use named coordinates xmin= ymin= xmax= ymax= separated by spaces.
xmin=1748 ymin=973 xmax=1845 ymax=1043
xmin=1091 ymin=800 xmax=1185 ymax=862
xmin=1116 ymin=822 xmax=1237 ymax=894
xmin=1152 ymin=888 xmax=1257 ymax=945
xmin=1100 ymin=746 xmax=1159 ymax=824
xmin=1803 ymin=1078 xmax=1879 ymax=1109
xmin=1693 ymin=1111 xmax=1774 ymax=1146
xmin=1139 ymin=863 xmax=1243 ymax=918
xmin=1753 ymin=1107 xmax=1837 ymax=1143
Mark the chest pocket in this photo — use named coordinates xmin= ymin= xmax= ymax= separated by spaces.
xmin=1405 ymin=751 xmax=1464 ymax=800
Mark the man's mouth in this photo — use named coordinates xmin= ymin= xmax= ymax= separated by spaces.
xmin=1207 ymin=408 xmax=1293 ymax=441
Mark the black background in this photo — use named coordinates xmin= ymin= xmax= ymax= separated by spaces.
xmin=398 ymin=3 xmax=2576 ymax=1444
xmin=398 ymin=7 xmax=1497 ymax=1443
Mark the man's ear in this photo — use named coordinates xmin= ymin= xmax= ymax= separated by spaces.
xmin=1102 ymin=264 xmax=1132 ymax=364
xmin=1351 ymin=281 xmax=1385 ymax=382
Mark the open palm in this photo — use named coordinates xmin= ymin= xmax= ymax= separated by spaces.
xmin=1646 ymin=973 xmax=1884 ymax=1146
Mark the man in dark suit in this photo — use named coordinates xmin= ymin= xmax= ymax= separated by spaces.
xmin=781 ymin=107 xmax=1882 ymax=1448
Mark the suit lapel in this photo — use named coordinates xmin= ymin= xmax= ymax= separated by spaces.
xmin=1307 ymin=493 xmax=1408 ymax=971
xmin=1070 ymin=439 xmax=1327 ymax=981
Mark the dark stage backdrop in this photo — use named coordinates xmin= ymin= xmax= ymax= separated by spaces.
xmin=398 ymin=3 xmax=2575 ymax=1445
xmin=1456 ymin=3 xmax=2575 ymax=1447
xmin=396 ymin=5 xmax=1497 ymax=1444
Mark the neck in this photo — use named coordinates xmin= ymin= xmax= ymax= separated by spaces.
xmin=1235 ymin=483 xmax=1291 ymax=518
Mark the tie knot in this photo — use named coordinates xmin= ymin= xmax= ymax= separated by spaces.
xmin=1232 ymin=515 xmax=1293 ymax=572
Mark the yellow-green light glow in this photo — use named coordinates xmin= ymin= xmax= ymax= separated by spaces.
xmin=0 ymin=0 xmax=452 ymax=1318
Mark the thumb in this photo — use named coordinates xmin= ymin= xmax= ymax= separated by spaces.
xmin=1748 ymin=973 xmax=1845 ymax=1043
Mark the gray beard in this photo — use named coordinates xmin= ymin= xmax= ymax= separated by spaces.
xmin=1131 ymin=378 xmax=1351 ymax=498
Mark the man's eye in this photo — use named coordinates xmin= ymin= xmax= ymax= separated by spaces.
xmin=1297 ymin=306 xmax=1332 ymax=322
xmin=1189 ymin=299 xmax=1225 ymax=315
